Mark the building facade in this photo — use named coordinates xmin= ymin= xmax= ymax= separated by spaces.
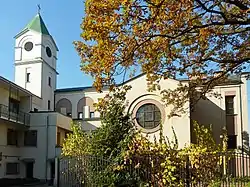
xmin=55 ymin=73 xmax=249 ymax=149
xmin=0 ymin=13 xmax=71 ymax=182
xmin=0 ymin=12 xmax=249 ymax=183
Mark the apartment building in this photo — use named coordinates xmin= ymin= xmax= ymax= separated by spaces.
xmin=0 ymin=13 xmax=72 ymax=182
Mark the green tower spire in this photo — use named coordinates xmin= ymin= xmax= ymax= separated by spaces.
xmin=15 ymin=14 xmax=50 ymax=38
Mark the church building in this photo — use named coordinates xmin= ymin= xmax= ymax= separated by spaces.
xmin=0 ymin=13 xmax=249 ymax=184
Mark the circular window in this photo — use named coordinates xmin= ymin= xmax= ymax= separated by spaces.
xmin=136 ymin=103 xmax=161 ymax=129
xmin=24 ymin=42 xmax=33 ymax=51
xmin=46 ymin=47 xmax=52 ymax=57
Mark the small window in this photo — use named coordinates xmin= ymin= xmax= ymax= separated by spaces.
xmin=7 ymin=129 xmax=18 ymax=146
xmin=24 ymin=42 xmax=33 ymax=51
xmin=6 ymin=163 xmax=20 ymax=175
xmin=57 ymin=132 xmax=61 ymax=146
xmin=26 ymin=73 xmax=30 ymax=83
xmin=48 ymin=100 xmax=51 ymax=110
xmin=227 ymin=135 xmax=237 ymax=149
xmin=24 ymin=130 xmax=37 ymax=147
xmin=48 ymin=77 xmax=51 ymax=87
xmin=46 ymin=47 xmax=52 ymax=58
xmin=90 ymin=112 xmax=95 ymax=118
xmin=225 ymin=96 xmax=235 ymax=115
xmin=78 ymin=112 xmax=83 ymax=119
xmin=66 ymin=113 xmax=72 ymax=117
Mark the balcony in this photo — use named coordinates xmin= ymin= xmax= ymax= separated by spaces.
xmin=0 ymin=104 xmax=30 ymax=126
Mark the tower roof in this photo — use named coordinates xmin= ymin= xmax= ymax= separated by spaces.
xmin=15 ymin=14 xmax=50 ymax=37
xmin=15 ymin=13 xmax=59 ymax=51
xmin=25 ymin=14 xmax=50 ymax=35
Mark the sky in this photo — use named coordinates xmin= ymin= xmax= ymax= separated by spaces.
xmin=0 ymin=0 xmax=92 ymax=88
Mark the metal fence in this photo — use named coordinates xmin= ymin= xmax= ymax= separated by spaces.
xmin=57 ymin=152 xmax=250 ymax=187
xmin=0 ymin=104 xmax=30 ymax=126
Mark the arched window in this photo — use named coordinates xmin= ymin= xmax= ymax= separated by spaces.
xmin=56 ymin=98 xmax=72 ymax=117
xmin=77 ymin=97 xmax=94 ymax=119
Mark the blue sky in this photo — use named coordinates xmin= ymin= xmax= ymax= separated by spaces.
xmin=0 ymin=0 xmax=92 ymax=88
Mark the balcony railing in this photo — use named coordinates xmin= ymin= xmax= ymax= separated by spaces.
xmin=0 ymin=104 xmax=30 ymax=126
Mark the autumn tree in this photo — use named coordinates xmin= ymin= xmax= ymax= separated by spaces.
xmin=75 ymin=0 xmax=249 ymax=114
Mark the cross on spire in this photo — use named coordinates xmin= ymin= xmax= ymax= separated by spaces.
xmin=37 ymin=4 xmax=41 ymax=14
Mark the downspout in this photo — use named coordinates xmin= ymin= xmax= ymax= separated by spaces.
xmin=45 ymin=115 xmax=49 ymax=182
xmin=239 ymin=83 xmax=244 ymax=176
xmin=239 ymin=84 xmax=244 ymax=151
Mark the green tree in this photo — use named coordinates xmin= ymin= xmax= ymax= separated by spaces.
xmin=62 ymin=85 xmax=134 ymax=159
xmin=62 ymin=122 xmax=90 ymax=156
xmin=62 ymin=86 xmax=137 ymax=185
xmin=90 ymin=85 xmax=136 ymax=160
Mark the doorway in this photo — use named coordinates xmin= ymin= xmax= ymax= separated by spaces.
xmin=26 ymin=162 xmax=34 ymax=179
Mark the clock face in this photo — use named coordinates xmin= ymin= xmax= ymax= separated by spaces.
xmin=24 ymin=42 xmax=33 ymax=51
xmin=46 ymin=47 xmax=52 ymax=58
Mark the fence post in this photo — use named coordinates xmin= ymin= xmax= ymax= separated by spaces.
xmin=186 ymin=155 xmax=190 ymax=187
xmin=56 ymin=157 xmax=60 ymax=187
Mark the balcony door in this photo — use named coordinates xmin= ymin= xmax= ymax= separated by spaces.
xmin=9 ymin=98 xmax=20 ymax=114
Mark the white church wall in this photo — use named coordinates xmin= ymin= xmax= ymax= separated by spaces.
xmin=54 ymin=75 xmax=191 ymax=148
xmin=41 ymin=62 xmax=56 ymax=110
xmin=15 ymin=30 xmax=42 ymax=62
xmin=15 ymin=62 xmax=42 ymax=98
xmin=55 ymin=89 xmax=108 ymax=119
xmin=55 ymin=92 xmax=84 ymax=119
xmin=42 ymin=35 xmax=57 ymax=69
xmin=240 ymin=75 xmax=249 ymax=143
xmin=123 ymin=75 xmax=191 ymax=148
xmin=191 ymin=75 xmax=249 ymax=147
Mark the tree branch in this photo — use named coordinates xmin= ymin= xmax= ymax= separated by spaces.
xmin=195 ymin=0 xmax=228 ymax=21
xmin=202 ymin=57 xmax=250 ymax=64
xmin=226 ymin=0 xmax=249 ymax=10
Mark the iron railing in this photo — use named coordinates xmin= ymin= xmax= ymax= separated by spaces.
xmin=58 ymin=152 xmax=250 ymax=187
xmin=0 ymin=104 xmax=30 ymax=126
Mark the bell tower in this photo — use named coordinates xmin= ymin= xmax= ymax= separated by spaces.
xmin=14 ymin=12 xmax=59 ymax=111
